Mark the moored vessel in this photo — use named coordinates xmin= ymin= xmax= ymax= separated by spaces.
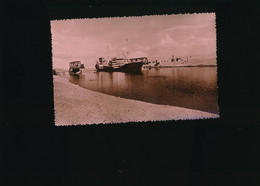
xmin=95 ymin=57 xmax=148 ymax=73
xmin=69 ymin=61 xmax=82 ymax=75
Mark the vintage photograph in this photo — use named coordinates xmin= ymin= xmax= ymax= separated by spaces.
xmin=51 ymin=13 xmax=219 ymax=125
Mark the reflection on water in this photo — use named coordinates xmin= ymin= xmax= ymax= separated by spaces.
xmin=66 ymin=67 xmax=218 ymax=114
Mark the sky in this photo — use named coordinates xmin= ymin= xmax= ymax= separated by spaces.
xmin=51 ymin=13 xmax=216 ymax=69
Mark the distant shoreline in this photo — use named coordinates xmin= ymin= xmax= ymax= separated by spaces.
xmin=54 ymin=65 xmax=217 ymax=72
xmin=152 ymin=65 xmax=217 ymax=68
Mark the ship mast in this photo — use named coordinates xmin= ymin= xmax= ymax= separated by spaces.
xmin=125 ymin=39 xmax=129 ymax=60
xmin=106 ymin=44 xmax=109 ymax=61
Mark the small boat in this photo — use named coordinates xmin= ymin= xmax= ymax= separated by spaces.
xmin=95 ymin=57 xmax=148 ymax=73
xmin=69 ymin=61 xmax=82 ymax=75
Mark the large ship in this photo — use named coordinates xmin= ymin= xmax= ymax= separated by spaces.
xmin=95 ymin=56 xmax=148 ymax=73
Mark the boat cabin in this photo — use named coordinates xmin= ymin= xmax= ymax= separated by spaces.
xmin=69 ymin=61 xmax=81 ymax=69
xmin=129 ymin=57 xmax=148 ymax=64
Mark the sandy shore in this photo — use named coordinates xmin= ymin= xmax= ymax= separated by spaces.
xmin=53 ymin=75 xmax=219 ymax=125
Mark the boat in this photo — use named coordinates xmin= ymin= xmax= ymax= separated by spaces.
xmin=95 ymin=57 xmax=148 ymax=73
xmin=69 ymin=61 xmax=82 ymax=75
xmin=152 ymin=55 xmax=189 ymax=68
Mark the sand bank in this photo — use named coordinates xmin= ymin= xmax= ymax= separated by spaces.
xmin=53 ymin=76 xmax=219 ymax=125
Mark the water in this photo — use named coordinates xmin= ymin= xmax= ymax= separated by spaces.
xmin=60 ymin=67 xmax=218 ymax=114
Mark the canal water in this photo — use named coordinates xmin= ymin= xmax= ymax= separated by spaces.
xmin=59 ymin=67 xmax=218 ymax=114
